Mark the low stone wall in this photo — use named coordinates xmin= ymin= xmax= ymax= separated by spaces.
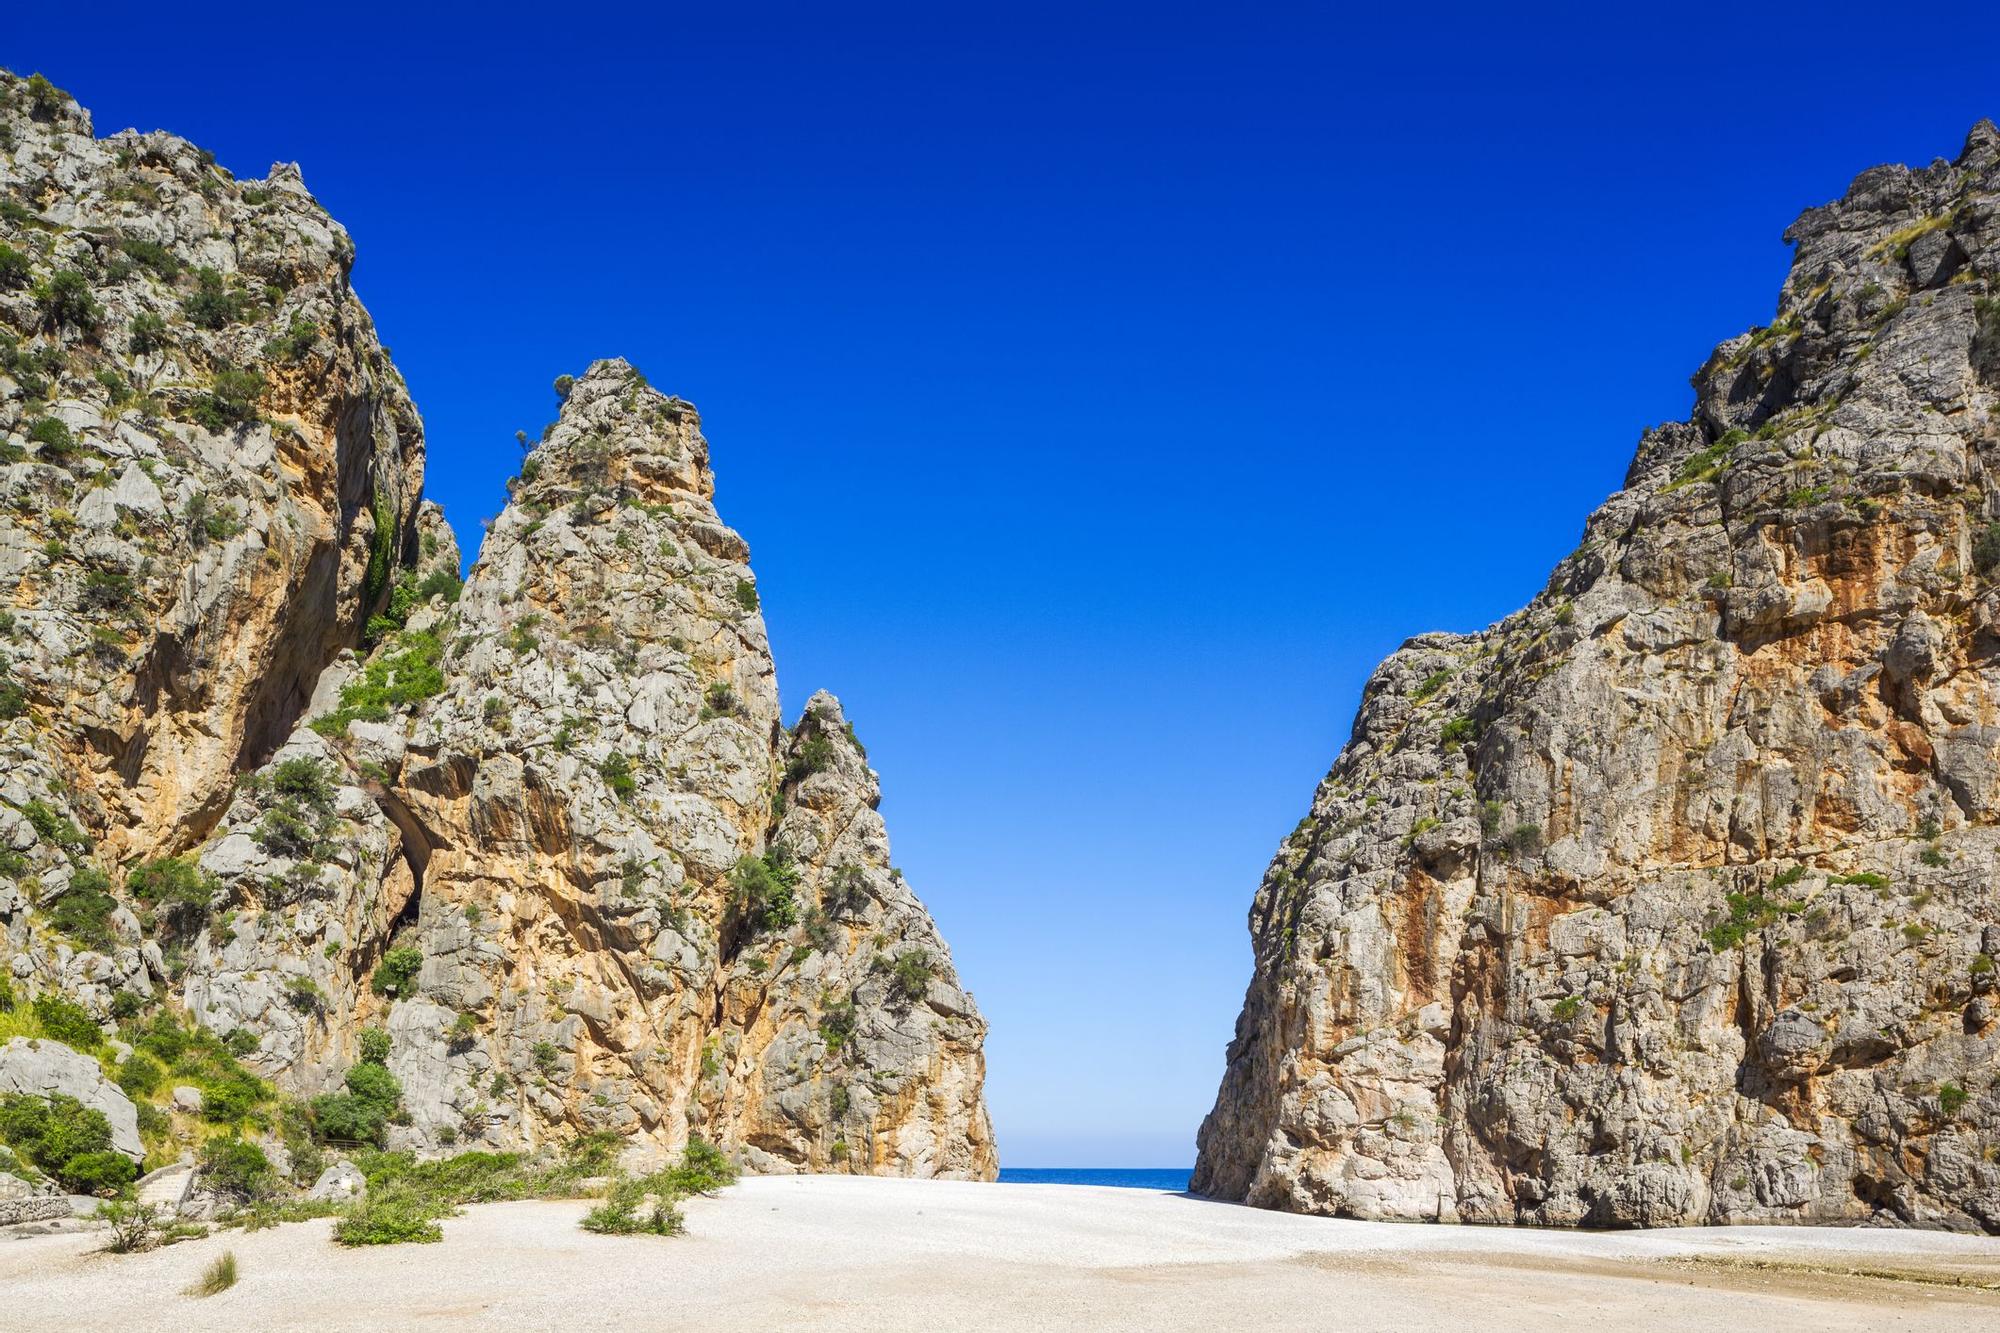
xmin=0 ymin=1196 xmax=71 ymax=1226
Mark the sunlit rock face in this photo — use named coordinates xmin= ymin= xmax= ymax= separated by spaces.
xmin=1196 ymin=122 xmax=2000 ymax=1231
xmin=0 ymin=72 xmax=993 ymax=1179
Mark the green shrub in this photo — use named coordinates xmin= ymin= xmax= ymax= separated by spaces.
xmin=31 ymin=991 xmax=101 ymax=1047
xmin=115 ymin=1052 xmax=163 ymax=1098
xmin=0 ymin=1092 xmax=132 ymax=1191
xmin=118 ymin=236 xmax=181 ymax=279
xmin=24 ymin=73 xmax=64 ymax=117
xmin=333 ymin=1194 xmax=444 ymax=1245
xmin=263 ymin=313 xmax=315 ymax=363
xmin=22 ymin=799 xmax=85 ymax=850
xmin=81 ymin=568 xmax=135 ymax=612
xmin=886 ymin=949 xmax=934 ymax=1003
xmin=199 ymin=1137 xmax=276 ymax=1200
xmin=128 ymin=311 xmax=168 ymax=355
xmin=99 ymin=1200 xmax=162 ymax=1252
xmin=1828 ymin=871 xmax=1889 ymax=889
xmin=733 ymin=579 xmax=759 ymax=612
xmin=254 ymin=806 xmax=322 ymax=860
xmin=581 ymin=1139 xmax=734 ymax=1237
xmin=36 ymin=270 xmax=101 ymax=331
xmin=663 ymin=1137 xmax=736 ymax=1195
xmin=26 ymin=416 xmax=73 ymax=458
xmin=0 ymin=680 xmax=26 ymax=720
xmin=182 ymin=267 xmax=239 ymax=329
xmin=786 ymin=734 xmax=835 ymax=785
xmin=1551 ymin=995 xmax=1583 ymax=1021
xmin=186 ymin=493 xmax=243 ymax=545
xmin=271 ymin=756 xmax=336 ymax=812
xmin=582 ymin=1175 xmax=685 ymax=1236
xmin=310 ymin=630 xmax=444 ymax=735
xmin=0 ymin=243 xmax=29 ymax=291
xmin=47 ymin=867 xmax=117 ymax=950
xmin=189 ymin=1251 xmax=238 ymax=1297
xmin=599 ymin=752 xmax=637 ymax=802
xmin=552 ymin=374 xmax=575 ymax=399
xmin=1976 ymin=523 xmax=2000 ymax=577
xmin=191 ymin=366 xmax=265 ymax=431
xmin=370 ymin=566 xmax=464 ymax=636
xmin=371 ymin=946 xmax=422 ymax=997
xmin=359 ymin=1028 xmax=391 ymax=1065
xmin=126 ymin=856 xmax=218 ymax=938
xmin=62 ymin=1148 xmax=138 ymax=1193
xmin=821 ymin=864 xmax=868 ymax=919
xmin=202 ymin=1068 xmax=265 ymax=1123
xmin=1704 ymin=889 xmax=1806 ymax=950
xmin=1412 ymin=669 xmax=1451 ymax=701
xmin=1940 ymin=1082 xmax=1970 ymax=1116
xmin=1439 ymin=717 xmax=1475 ymax=746
xmin=818 ymin=995 xmax=857 ymax=1054
xmin=730 ymin=849 xmax=800 ymax=935
xmin=310 ymin=1060 xmax=404 ymax=1147
xmin=702 ymin=682 xmax=739 ymax=719
xmin=532 ymin=1040 xmax=561 ymax=1077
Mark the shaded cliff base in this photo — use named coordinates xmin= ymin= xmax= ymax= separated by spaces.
xmin=5 ymin=1177 xmax=1998 ymax=1331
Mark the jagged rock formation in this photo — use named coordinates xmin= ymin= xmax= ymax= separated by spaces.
xmin=0 ymin=68 xmax=425 ymax=1015
xmin=1197 ymin=122 xmax=2000 ymax=1231
xmin=342 ymin=362 xmax=994 ymax=1175
xmin=0 ymin=72 xmax=992 ymax=1179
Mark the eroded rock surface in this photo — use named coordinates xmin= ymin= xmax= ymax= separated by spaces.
xmin=0 ymin=72 xmax=992 ymax=1179
xmin=346 ymin=363 xmax=994 ymax=1174
xmin=1197 ymin=122 xmax=2000 ymax=1231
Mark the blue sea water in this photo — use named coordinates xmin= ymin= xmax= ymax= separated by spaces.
xmin=998 ymin=1168 xmax=1192 ymax=1192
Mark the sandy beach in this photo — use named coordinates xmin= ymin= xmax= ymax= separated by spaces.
xmin=2 ymin=1176 xmax=1997 ymax=1331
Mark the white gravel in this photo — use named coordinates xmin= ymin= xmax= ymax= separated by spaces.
xmin=2 ymin=1175 xmax=1996 ymax=1331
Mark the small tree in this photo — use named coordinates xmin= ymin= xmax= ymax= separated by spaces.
xmin=36 ymin=270 xmax=101 ymax=332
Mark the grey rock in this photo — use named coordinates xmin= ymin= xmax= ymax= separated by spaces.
xmin=0 ymin=1038 xmax=141 ymax=1160
xmin=1196 ymin=121 xmax=2000 ymax=1233
xmin=307 ymin=1159 xmax=366 ymax=1202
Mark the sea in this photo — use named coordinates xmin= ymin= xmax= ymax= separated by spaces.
xmin=997 ymin=1168 xmax=1192 ymax=1191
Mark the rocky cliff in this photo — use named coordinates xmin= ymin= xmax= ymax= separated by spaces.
xmin=1196 ymin=122 xmax=2000 ymax=1230
xmin=0 ymin=70 xmax=992 ymax=1179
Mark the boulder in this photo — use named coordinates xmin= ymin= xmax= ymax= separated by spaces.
xmin=307 ymin=1159 xmax=366 ymax=1202
xmin=0 ymin=1038 xmax=142 ymax=1160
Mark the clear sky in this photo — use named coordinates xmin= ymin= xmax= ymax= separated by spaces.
xmin=11 ymin=2 xmax=2000 ymax=1166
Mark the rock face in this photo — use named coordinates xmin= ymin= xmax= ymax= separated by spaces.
xmin=355 ymin=363 xmax=994 ymax=1175
xmin=0 ymin=1037 xmax=141 ymax=1159
xmin=1196 ymin=122 xmax=2000 ymax=1231
xmin=0 ymin=67 xmax=425 ymax=1017
xmin=0 ymin=72 xmax=992 ymax=1179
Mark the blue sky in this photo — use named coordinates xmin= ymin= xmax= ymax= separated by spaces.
xmin=12 ymin=3 xmax=2000 ymax=1166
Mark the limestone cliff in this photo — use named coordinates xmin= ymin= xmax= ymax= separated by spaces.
xmin=1197 ymin=122 xmax=2000 ymax=1230
xmin=0 ymin=72 xmax=992 ymax=1179
xmin=0 ymin=68 xmax=425 ymax=1016
xmin=337 ymin=362 xmax=995 ymax=1175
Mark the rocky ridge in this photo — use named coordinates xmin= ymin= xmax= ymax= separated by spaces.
xmin=1197 ymin=122 xmax=2000 ymax=1230
xmin=0 ymin=70 xmax=992 ymax=1182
